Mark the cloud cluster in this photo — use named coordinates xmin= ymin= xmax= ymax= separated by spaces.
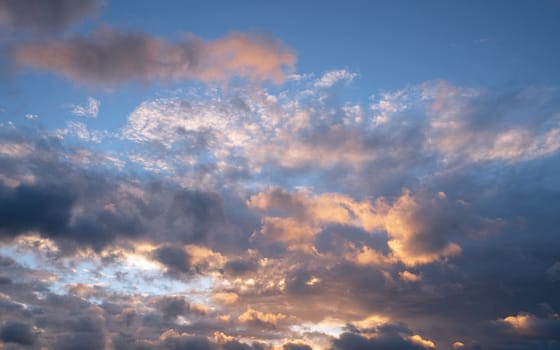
xmin=2 ymin=74 xmax=560 ymax=349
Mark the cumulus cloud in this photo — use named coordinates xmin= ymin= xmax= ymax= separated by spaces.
xmin=13 ymin=28 xmax=296 ymax=85
xmin=248 ymin=187 xmax=489 ymax=266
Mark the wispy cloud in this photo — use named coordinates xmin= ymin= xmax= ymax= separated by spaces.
xmin=69 ymin=96 xmax=100 ymax=118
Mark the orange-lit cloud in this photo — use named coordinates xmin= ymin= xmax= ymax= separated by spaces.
xmin=13 ymin=28 xmax=296 ymax=85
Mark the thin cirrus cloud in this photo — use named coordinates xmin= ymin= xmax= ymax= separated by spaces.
xmin=12 ymin=27 xmax=297 ymax=85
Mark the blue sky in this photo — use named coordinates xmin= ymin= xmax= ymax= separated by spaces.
xmin=1 ymin=1 xmax=560 ymax=350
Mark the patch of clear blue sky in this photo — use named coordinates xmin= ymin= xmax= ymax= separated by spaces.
xmin=2 ymin=0 xmax=559 ymax=137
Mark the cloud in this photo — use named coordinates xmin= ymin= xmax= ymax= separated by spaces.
xmin=500 ymin=313 xmax=560 ymax=339
xmin=0 ymin=131 xmax=229 ymax=253
xmin=398 ymin=271 xmax=421 ymax=282
xmin=0 ymin=0 xmax=98 ymax=33
xmin=0 ymin=322 xmax=36 ymax=345
xmin=238 ymin=308 xmax=287 ymax=328
xmin=12 ymin=28 xmax=296 ymax=85
xmin=153 ymin=245 xmax=191 ymax=276
xmin=331 ymin=330 xmax=434 ymax=350
xmin=283 ymin=343 xmax=312 ymax=350
xmin=248 ymin=187 xmax=487 ymax=266
xmin=223 ymin=259 xmax=258 ymax=277
xmin=2 ymin=77 xmax=560 ymax=350
xmin=0 ymin=183 xmax=76 ymax=240
xmin=314 ymin=69 xmax=357 ymax=88
xmin=153 ymin=296 xmax=206 ymax=321
xmin=70 ymin=97 xmax=100 ymax=118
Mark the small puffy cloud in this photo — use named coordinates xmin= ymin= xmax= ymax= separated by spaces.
xmin=314 ymin=69 xmax=357 ymax=88
xmin=500 ymin=312 xmax=560 ymax=339
xmin=13 ymin=28 xmax=296 ymax=85
xmin=399 ymin=271 xmax=421 ymax=282
xmin=70 ymin=97 xmax=100 ymax=118
xmin=407 ymin=334 xmax=435 ymax=349
xmin=283 ymin=342 xmax=312 ymax=350
xmin=238 ymin=308 xmax=287 ymax=327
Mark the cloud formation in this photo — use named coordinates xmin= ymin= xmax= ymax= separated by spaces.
xmin=70 ymin=96 xmax=100 ymax=118
xmin=0 ymin=0 xmax=98 ymax=33
xmin=2 ymin=75 xmax=560 ymax=350
xmin=12 ymin=28 xmax=296 ymax=85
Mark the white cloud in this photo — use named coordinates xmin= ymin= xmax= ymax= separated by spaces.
xmin=314 ymin=69 xmax=357 ymax=88
xmin=55 ymin=121 xmax=103 ymax=143
xmin=70 ymin=96 xmax=100 ymax=118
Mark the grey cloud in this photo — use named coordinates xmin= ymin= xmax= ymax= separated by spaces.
xmin=54 ymin=317 xmax=105 ymax=350
xmin=12 ymin=28 xmax=296 ymax=85
xmin=222 ymin=341 xmax=268 ymax=350
xmin=0 ymin=322 xmax=36 ymax=346
xmin=223 ymin=259 xmax=258 ymax=277
xmin=331 ymin=332 xmax=428 ymax=350
xmin=0 ymin=184 xmax=75 ymax=239
xmin=163 ymin=335 xmax=218 ymax=350
xmin=283 ymin=343 xmax=313 ymax=350
xmin=153 ymin=246 xmax=191 ymax=277
xmin=0 ymin=131 xmax=231 ymax=253
xmin=153 ymin=296 xmax=206 ymax=321
xmin=0 ymin=0 xmax=98 ymax=33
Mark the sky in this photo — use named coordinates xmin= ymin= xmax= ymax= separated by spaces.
xmin=1 ymin=0 xmax=560 ymax=349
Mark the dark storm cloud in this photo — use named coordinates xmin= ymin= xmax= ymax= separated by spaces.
xmin=0 ymin=131 xmax=231 ymax=253
xmin=223 ymin=259 xmax=258 ymax=277
xmin=0 ymin=180 xmax=141 ymax=251
xmin=153 ymin=296 xmax=207 ymax=321
xmin=163 ymin=335 xmax=217 ymax=350
xmin=0 ymin=0 xmax=98 ymax=33
xmin=0 ymin=184 xmax=75 ymax=239
xmin=167 ymin=190 xmax=225 ymax=244
xmin=283 ymin=343 xmax=313 ymax=350
xmin=222 ymin=340 xmax=268 ymax=350
xmin=53 ymin=317 xmax=105 ymax=350
xmin=331 ymin=332 xmax=428 ymax=350
xmin=12 ymin=28 xmax=296 ymax=85
xmin=153 ymin=246 xmax=192 ymax=277
xmin=0 ymin=322 xmax=36 ymax=345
